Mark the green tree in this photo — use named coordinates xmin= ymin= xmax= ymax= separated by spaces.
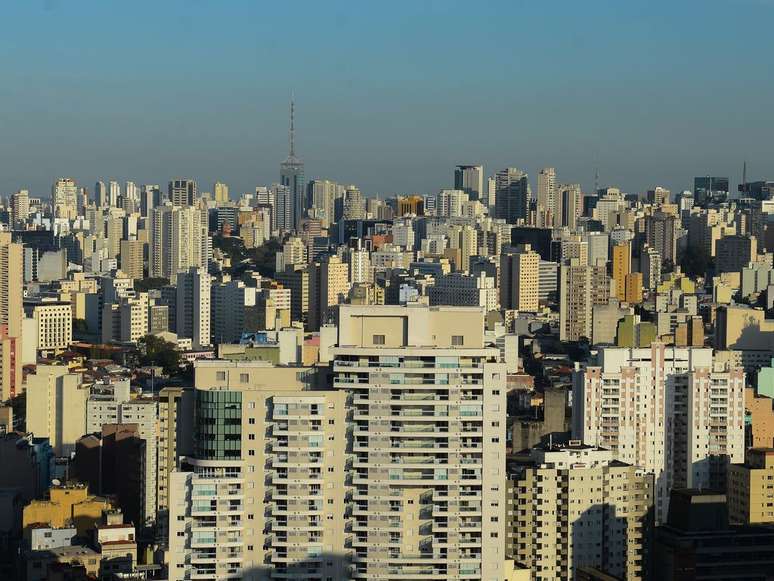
xmin=139 ymin=335 xmax=181 ymax=375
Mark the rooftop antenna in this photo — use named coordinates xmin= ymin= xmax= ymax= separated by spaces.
xmin=742 ymin=160 xmax=747 ymax=191
xmin=289 ymin=93 xmax=296 ymax=158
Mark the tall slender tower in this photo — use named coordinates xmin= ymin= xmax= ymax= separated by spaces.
xmin=280 ymin=97 xmax=305 ymax=230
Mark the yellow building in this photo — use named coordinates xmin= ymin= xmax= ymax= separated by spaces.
xmin=624 ymin=272 xmax=644 ymax=304
xmin=23 ymin=482 xmax=112 ymax=535
xmin=728 ymin=448 xmax=774 ymax=525
xmin=745 ymin=388 xmax=774 ymax=449
xmin=611 ymin=242 xmax=631 ymax=300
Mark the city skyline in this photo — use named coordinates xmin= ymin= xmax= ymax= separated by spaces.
xmin=2 ymin=0 xmax=774 ymax=198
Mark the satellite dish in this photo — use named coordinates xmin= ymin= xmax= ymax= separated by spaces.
xmin=52 ymin=479 xmax=61 ymax=486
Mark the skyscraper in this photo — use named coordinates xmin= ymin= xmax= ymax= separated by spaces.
xmin=168 ymin=179 xmax=198 ymax=207
xmin=9 ymin=190 xmax=29 ymax=228
xmin=573 ymin=345 xmax=745 ymax=523
xmin=495 ymin=168 xmax=529 ymax=224
xmin=0 ymin=232 xmax=23 ymax=400
xmin=176 ymin=267 xmax=211 ymax=349
xmin=454 ymin=164 xmax=484 ymax=201
xmin=280 ymin=98 xmax=305 ymax=230
xmin=52 ymin=178 xmax=78 ymax=220
xmin=507 ymin=443 xmax=652 ymax=580
xmin=500 ymin=244 xmax=540 ymax=312
xmin=213 ymin=181 xmax=229 ymax=204
xmin=343 ymin=186 xmax=366 ymax=221
xmin=149 ymin=204 xmax=204 ymax=282
xmin=95 ymin=180 xmax=107 ymax=208
xmin=536 ymin=167 xmax=557 ymax=225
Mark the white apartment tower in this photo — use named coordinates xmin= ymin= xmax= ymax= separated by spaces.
xmin=176 ymin=267 xmax=211 ymax=348
xmin=536 ymin=167 xmax=557 ymax=226
xmin=573 ymin=344 xmax=745 ymax=523
xmin=150 ymin=204 xmax=204 ymax=282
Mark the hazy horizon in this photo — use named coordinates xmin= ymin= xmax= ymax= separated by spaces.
xmin=2 ymin=0 xmax=773 ymax=199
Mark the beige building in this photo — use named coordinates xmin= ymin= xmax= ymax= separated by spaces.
xmin=25 ymin=365 xmax=89 ymax=455
xmin=0 ymin=232 xmax=23 ymax=399
xmin=120 ymin=239 xmax=145 ymax=280
xmin=336 ymin=304 xmax=506 ymax=580
xmin=168 ymin=361 xmax=347 ymax=581
xmin=501 ymin=244 xmax=539 ymax=312
xmin=573 ymin=344 xmax=745 ymax=523
xmin=156 ymin=387 xmax=194 ymax=536
xmin=308 ymin=254 xmax=349 ymax=331
xmin=728 ymin=448 xmax=774 ymax=525
xmin=24 ymin=299 xmax=72 ymax=353
xmin=168 ymin=304 xmax=507 ymax=580
xmin=611 ymin=241 xmax=631 ymax=300
xmin=746 ymin=387 xmax=774 ymax=448
xmin=507 ymin=443 xmax=651 ymax=580
xmin=560 ymin=259 xmax=611 ymax=341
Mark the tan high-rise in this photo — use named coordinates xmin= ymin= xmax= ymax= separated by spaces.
xmin=0 ymin=232 xmax=22 ymax=399
xmin=507 ymin=443 xmax=652 ymax=580
xmin=611 ymin=241 xmax=631 ymax=300
xmin=501 ymin=244 xmax=540 ymax=312
xmin=728 ymin=448 xmax=774 ymax=525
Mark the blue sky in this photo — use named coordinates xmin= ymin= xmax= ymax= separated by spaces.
xmin=1 ymin=0 xmax=772 ymax=199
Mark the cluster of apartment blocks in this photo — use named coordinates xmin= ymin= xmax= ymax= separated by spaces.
xmin=10 ymin=299 xmax=774 ymax=580
xmin=168 ymin=304 xmax=507 ymax=581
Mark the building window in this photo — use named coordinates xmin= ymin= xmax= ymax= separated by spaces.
xmin=452 ymin=335 xmax=464 ymax=346
xmin=240 ymin=373 xmax=249 ymax=383
xmin=216 ymin=371 xmax=226 ymax=381
xmin=373 ymin=334 xmax=386 ymax=345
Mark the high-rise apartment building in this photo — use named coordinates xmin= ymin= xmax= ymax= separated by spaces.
xmin=611 ymin=241 xmax=631 ymax=300
xmin=335 ymin=304 xmax=507 ymax=580
xmin=343 ymin=186 xmax=366 ymax=221
xmin=176 ymin=267 xmax=211 ymax=349
xmin=728 ymin=448 xmax=774 ymax=525
xmin=559 ymin=259 xmax=611 ymax=342
xmin=536 ymin=167 xmax=557 ymax=226
xmin=10 ymin=190 xmax=30 ymax=228
xmin=213 ymin=181 xmax=229 ymax=204
xmin=156 ymin=387 xmax=194 ymax=536
xmin=558 ymin=183 xmax=583 ymax=229
xmin=500 ymin=244 xmax=540 ymax=312
xmin=119 ymin=239 xmax=145 ymax=280
xmin=168 ymin=361 xmax=346 ymax=581
xmin=307 ymin=254 xmax=349 ymax=331
xmin=437 ymin=189 xmax=468 ymax=218
xmin=495 ymin=168 xmax=529 ymax=224
xmin=168 ymin=178 xmax=198 ymax=207
xmin=25 ymin=365 xmax=89 ymax=456
xmin=454 ymin=164 xmax=484 ymax=201
xmin=109 ymin=180 xmax=121 ymax=207
xmin=150 ymin=204 xmax=204 ymax=282
xmin=141 ymin=184 xmax=161 ymax=217
xmin=307 ymin=179 xmax=339 ymax=227
xmin=644 ymin=211 xmax=677 ymax=264
xmin=86 ymin=384 xmax=159 ymax=525
xmin=0 ymin=232 xmax=23 ymax=400
xmin=507 ymin=443 xmax=652 ymax=580
xmin=573 ymin=344 xmax=745 ymax=523
xmin=52 ymin=178 xmax=79 ymax=220
xmin=95 ymin=181 xmax=108 ymax=208
xmin=272 ymin=183 xmax=295 ymax=232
